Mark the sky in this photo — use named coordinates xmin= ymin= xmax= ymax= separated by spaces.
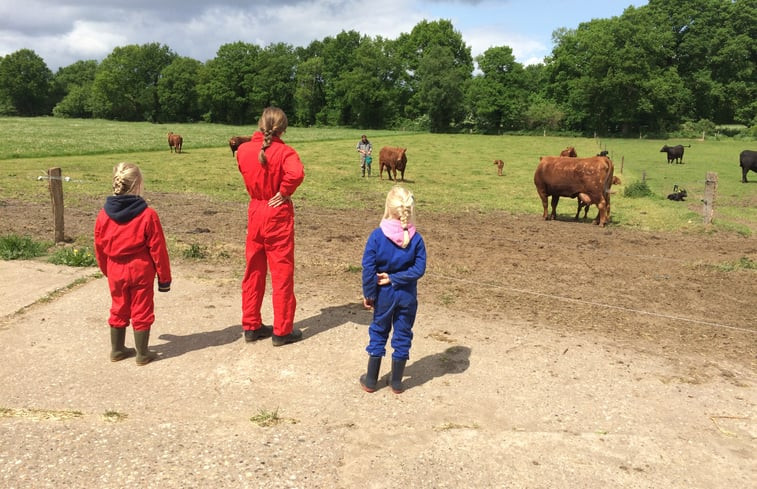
xmin=0 ymin=0 xmax=648 ymax=72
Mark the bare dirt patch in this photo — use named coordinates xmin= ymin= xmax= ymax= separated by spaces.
xmin=0 ymin=193 xmax=755 ymax=488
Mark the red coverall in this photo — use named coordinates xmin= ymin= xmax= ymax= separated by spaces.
xmin=94 ymin=201 xmax=172 ymax=332
xmin=236 ymin=132 xmax=305 ymax=336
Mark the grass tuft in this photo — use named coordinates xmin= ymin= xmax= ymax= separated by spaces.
xmin=48 ymin=246 xmax=97 ymax=267
xmin=0 ymin=234 xmax=49 ymax=260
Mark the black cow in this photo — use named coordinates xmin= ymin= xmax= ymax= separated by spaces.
xmin=597 ymin=150 xmax=609 ymax=157
xmin=740 ymin=150 xmax=757 ymax=183
xmin=660 ymin=144 xmax=689 ymax=164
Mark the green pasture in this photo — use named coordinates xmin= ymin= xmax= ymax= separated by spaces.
xmin=0 ymin=117 xmax=755 ymax=236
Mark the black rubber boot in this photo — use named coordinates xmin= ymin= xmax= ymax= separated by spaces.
xmin=271 ymin=328 xmax=303 ymax=347
xmin=110 ymin=327 xmax=135 ymax=362
xmin=244 ymin=325 xmax=273 ymax=342
xmin=390 ymin=358 xmax=407 ymax=394
xmin=134 ymin=330 xmax=158 ymax=366
xmin=359 ymin=356 xmax=382 ymax=393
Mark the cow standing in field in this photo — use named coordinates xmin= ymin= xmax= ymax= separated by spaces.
xmin=229 ymin=136 xmax=252 ymax=156
xmin=168 ymin=132 xmax=183 ymax=153
xmin=379 ymin=147 xmax=408 ymax=181
xmin=560 ymin=146 xmax=578 ymax=157
xmin=534 ymin=155 xmax=614 ymax=227
xmin=660 ymin=144 xmax=688 ymax=164
xmin=493 ymin=159 xmax=504 ymax=176
xmin=739 ymin=150 xmax=757 ymax=183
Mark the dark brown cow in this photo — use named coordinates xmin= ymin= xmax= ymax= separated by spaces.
xmin=560 ymin=146 xmax=577 ymax=157
xmin=534 ymin=156 xmax=614 ymax=227
xmin=493 ymin=159 xmax=504 ymax=176
xmin=168 ymin=132 xmax=183 ymax=153
xmin=379 ymin=147 xmax=407 ymax=181
xmin=229 ymin=136 xmax=252 ymax=156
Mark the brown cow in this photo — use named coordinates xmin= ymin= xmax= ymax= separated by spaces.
xmin=168 ymin=132 xmax=183 ymax=153
xmin=229 ymin=136 xmax=251 ymax=156
xmin=493 ymin=159 xmax=504 ymax=176
xmin=560 ymin=146 xmax=577 ymax=157
xmin=575 ymin=175 xmax=621 ymax=220
xmin=379 ymin=147 xmax=407 ymax=181
xmin=534 ymin=155 xmax=614 ymax=227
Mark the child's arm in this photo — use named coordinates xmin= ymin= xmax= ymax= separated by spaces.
xmin=388 ymin=236 xmax=427 ymax=286
xmin=146 ymin=211 xmax=172 ymax=291
xmin=361 ymin=232 xmax=379 ymax=301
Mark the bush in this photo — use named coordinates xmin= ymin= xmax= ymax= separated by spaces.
xmin=0 ymin=234 xmax=49 ymax=260
xmin=48 ymin=246 xmax=97 ymax=267
xmin=624 ymin=181 xmax=654 ymax=198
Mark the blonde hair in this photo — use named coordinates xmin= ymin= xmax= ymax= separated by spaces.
xmin=258 ymin=106 xmax=288 ymax=166
xmin=112 ymin=162 xmax=143 ymax=196
xmin=383 ymin=185 xmax=415 ymax=247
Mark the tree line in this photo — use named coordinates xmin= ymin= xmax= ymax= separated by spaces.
xmin=0 ymin=0 xmax=754 ymax=136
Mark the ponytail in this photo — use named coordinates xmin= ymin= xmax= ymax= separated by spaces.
xmin=257 ymin=107 xmax=289 ymax=167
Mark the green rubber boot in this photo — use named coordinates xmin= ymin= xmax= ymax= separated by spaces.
xmin=110 ymin=327 xmax=136 ymax=362
xmin=134 ymin=329 xmax=158 ymax=366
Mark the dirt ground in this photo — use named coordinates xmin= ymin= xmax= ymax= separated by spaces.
xmin=0 ymin=192 xmax=755 ymax=488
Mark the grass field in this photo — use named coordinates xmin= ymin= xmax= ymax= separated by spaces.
xmin=1 ymin=117 xmax=755 ymax=235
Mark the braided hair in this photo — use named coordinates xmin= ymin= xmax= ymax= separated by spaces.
xmin=258 ymin=107 xmax=289 ymax=166
xmin=112 ymin=162 xmax=143 ymax=196
xmin=383 ymin=185 xmax=416 ymax=248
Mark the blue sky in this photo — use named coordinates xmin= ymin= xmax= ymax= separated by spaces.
xmin=0 ymin=0 xmax=648 ymax=71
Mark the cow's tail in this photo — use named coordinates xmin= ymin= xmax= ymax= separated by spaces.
xmin=602 ymin=158 xmax=614 ymax=196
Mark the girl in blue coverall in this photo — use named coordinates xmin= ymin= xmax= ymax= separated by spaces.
xmin=360 ymin=186 xmax=426 ymax=394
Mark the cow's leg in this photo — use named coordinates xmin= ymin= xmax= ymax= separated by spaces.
xmin=550 ymin=195 xmax=559 ymax=220
xmin=595 ymin=200 xmax=607 ymax=227
xmin=742 ymin=167 xmax=748 ymax=183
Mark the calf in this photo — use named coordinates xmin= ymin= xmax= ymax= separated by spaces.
xmin=560 ymin=146 xmax=577 ymax=157
xmin=379 ymin=147 xmax=408 ymax=181
xmin=493 ymin=159 xmax=504 ymax=176
xmin=229 ymin=136 xmax=252 ymax=156
xmin=739 ymin=149 xmax=757 ymax=183
xmin=667 ymin=185 xmax=688 ymax=201
xmin=168 ymin=132 xmax=183 ymax=153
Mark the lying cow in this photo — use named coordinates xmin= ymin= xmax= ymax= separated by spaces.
xmin=534 ymin=155 xmax=614 ymax=227
xmin=667 ymin=185 xmax=687 ymax=201
xmin=740 ymin=149 xmax=757 ymax=183
xmin=229 ymin=136 xmax=252 ymax=156
xmin=560 ymin=146 xmax=577 ymax=157
xmin=660 ymin=144 xmax=689 ymax=164
xmin=493 ymin=159 xmax=504 ymax=176
xmin=168 ymin=132 xmax=183 ymax=153
xmin=379 ymin=147 xmax=408 ymax=181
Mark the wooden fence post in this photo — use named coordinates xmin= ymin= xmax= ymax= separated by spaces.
xmin=48 ymin=167 xmax=65 ymax=242
xmin=703 ymin=172 xmax=717 ymax=225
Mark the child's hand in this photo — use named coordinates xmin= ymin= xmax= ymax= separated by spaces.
xmin=376 ymin=272 xmax=390 ymax=285
xmin=268 ymin=192 xmax=290 ymax=207
xmin=363 ymin=297 xmax=374 ymax=310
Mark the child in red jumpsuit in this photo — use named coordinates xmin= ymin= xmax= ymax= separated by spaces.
xmin=360 ymin=186 xmax=426 ymax=393
xmin=94 ymin=162 xmax=171 ymax=366
xmin=236 ymin=107 xmax=305 ymax=346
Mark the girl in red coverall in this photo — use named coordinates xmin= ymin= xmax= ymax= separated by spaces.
xmin=236 ymin=107 xmax=305 ymax=346
xmin=94 ymin=162 xmax=171 ymax=366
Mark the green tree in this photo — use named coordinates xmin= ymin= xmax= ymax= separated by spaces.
xmin=396 ymin=20 xmax=473 ymax=131
xmin=293 ymin=55 xmax=325 ymax=126
xmin=157 ymin=57 xmax=203 ymax=122
xmin=52 ymin=60 xmax=97 ymax=118
xmin=90 ymin=43 xmax=176 ymax=121
xmin=198 ymin=42 xmax=261 ymax=124
xmin=0 ymin=49 xmax=53 ymax=116
xmin=466 ymin=46 xmax=529 ymax=133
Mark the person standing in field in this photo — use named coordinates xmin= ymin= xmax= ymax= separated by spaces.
xmin=356 ymin=134 xmax=372 ymax=177
xmin=236 ymin=106 xmax=305 ymax=346
xmin=94 ymin=162 xmax=172 ymax=366
xmin=360 ymin=185 xmax=427 ymax=393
